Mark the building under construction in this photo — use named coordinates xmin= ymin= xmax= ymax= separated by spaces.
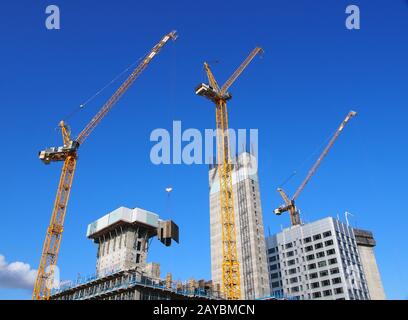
xmin=32 ymin=28 xmax=386 ymax=301
xmin=209 ymin=151 xmax=270 ymax=299
xmin=265 ymin=217 xmax=386 ymax=300
xmin=51 ymin=206 xmax=220 ymax=300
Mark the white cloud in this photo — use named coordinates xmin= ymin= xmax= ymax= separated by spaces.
xmin=0 ymin=255 xmax=37 ymax=290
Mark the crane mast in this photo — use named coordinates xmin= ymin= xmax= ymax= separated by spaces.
xmin=274 ymin=110 xmax=357 ymax=226
xmin=33 ymin=31 xmax=177 ymax=300
xmin=196 ymin=47 xmax=263 ymax=300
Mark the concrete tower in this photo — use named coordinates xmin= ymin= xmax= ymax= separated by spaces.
xmin=87 ymin=207 xmax=178 ymax=278
xmin=353 ymin=229 xmax=386 ymax=299
xmin=209 ymin=151 xmax=270 ymax=299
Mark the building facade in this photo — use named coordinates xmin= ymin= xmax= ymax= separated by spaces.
xmin=353 ymin=228 xmax=386 ymax=299
xmin=209 ymin=152 xmax=270 ymax=299
xmin=86 ymin=206 xmax=178 ymax=277
xmin=265 ymin=217 xmax=383 ymax=300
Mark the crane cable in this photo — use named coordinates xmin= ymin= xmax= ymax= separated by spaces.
xmin=166 ymin=40 xmax=177 ymax=207
xmin=278 ymin=124 xmax=339 ymax=189
xmin=61 ymin=55 xmax=146 ymax=123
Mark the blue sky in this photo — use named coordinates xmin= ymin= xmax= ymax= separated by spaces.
xmin=0 ymin=0 xmax=407 ymax=299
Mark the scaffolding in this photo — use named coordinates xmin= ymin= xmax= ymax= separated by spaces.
xmin=51 ymin=269 xmax=221 ymax=300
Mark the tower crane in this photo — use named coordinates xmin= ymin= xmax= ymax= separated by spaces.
xmin=195 ymin=47 xmax=263 ymax=300
xmin=32 ymin=31 xmax=177 ymax=300
xmin=274 ymin=110 xmax=357 ymax=226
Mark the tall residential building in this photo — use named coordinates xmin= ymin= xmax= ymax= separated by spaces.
xmin=265 ymin=217 xmax=385 ymax=300
xmin=209 ymin=151 xmax=270 ymax=299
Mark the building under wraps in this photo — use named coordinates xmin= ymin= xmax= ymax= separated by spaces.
xmin=51 ymin=206 xmax=221 ymax=300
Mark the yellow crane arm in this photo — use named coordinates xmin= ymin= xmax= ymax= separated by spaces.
xmin=76 ymin=30 xmax=178 ymax=145
xmin=277 ymin=187 xmax=291 ymax=206
xmin=274 ymin=111 xmax=357 ymax=226
xmin=220 ymin=47 xmax=263 ymax=95
xmin=196 ymin=47 xmax=264 ymax=300
xmin=33 ymin=31 xmax=177 ymax=300
xmin=204 ymin=62 xmax=221 ymax=93
xmin=292 ymin=110 xmax=357 ymax=201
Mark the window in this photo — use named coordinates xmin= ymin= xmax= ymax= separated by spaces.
xmin=288 ymin=259 xmax=296 ymax=266
xmin=309 ymin=272 xmax=318 ymax=279
xmin=137 ymin=241 xmax=141 ymax=251
xmin=304 ymin=237 xmax=312 ymax=243
xmin=314 ymin=242 xmax=323 ymax=249
xmin=332 ymin=277 xmax=342 ymax=284
xmin=271 ymin=281 xmax=280 ymax=288
xmin=308 ymin=263 xmax=316 ymax=270
xmin=285 ymin=243 xmax=293 ymax=249
xmin=270 ymin=273 xmax=279 ymax=279
xmin=311 ymin=282 xmax=320 ymax=289
xmin=334 ymin=287 xmax=344 ymax=294
xmin=319 ymin=270 xmax=329 ymax=277
xmin=323 ymin=231 xmax=332 ymax=238
xmin=306 ymin=254 xmax=315 ymax=261
xmin=136 ymin=253 xmax=140 ymax=263
xmin=321 ymin=279 xmax=330 ymax=287
xmin=325 ymin=239 xmax=334 ymax=246
xmin=289 ymin=268 xmax=297 ymax=275
xmin=313 ymin=292 xmax=322 ymax=298
xmin=323 ymin=289 xmax=333 ymax=296
xmin=329 ymin=258 xmax=338 ymax=265
xmin=305 ymin=245 xmax=313 ymax=252
xmin=327 ymin=249 xmax=336 ymax=255
xmin=291 ymin=286 xmax=300 ymax=293
xmin=316 ymin=251 xmax=325 ymax=258
xmin=269 ymin=256 xmax=277 ymax=262
xmin=313 ymin=234 xmax=322 ymax=241
xmin=318 ymin=261 xmax=327 ymax=268
xmin=268 ymin=248 xmax=275 ymax=254
xmin=270 ymin=264 xmax=278 ymax=271
xmin=330 ymin=267 xmax=340 ymax=275
xmin=290 ymin=277 xmax=298 ymax=284
xmin=287 ymin=251 xmax=294 ymax=257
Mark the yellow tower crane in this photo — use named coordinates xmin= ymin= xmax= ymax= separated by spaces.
xmin=274 ymin=110 xmax=357 ymax=226
xmin=195 ymin=47 xmax=263 ymax=300
xmin=32 ymin=31 xmax=177 ymax=300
